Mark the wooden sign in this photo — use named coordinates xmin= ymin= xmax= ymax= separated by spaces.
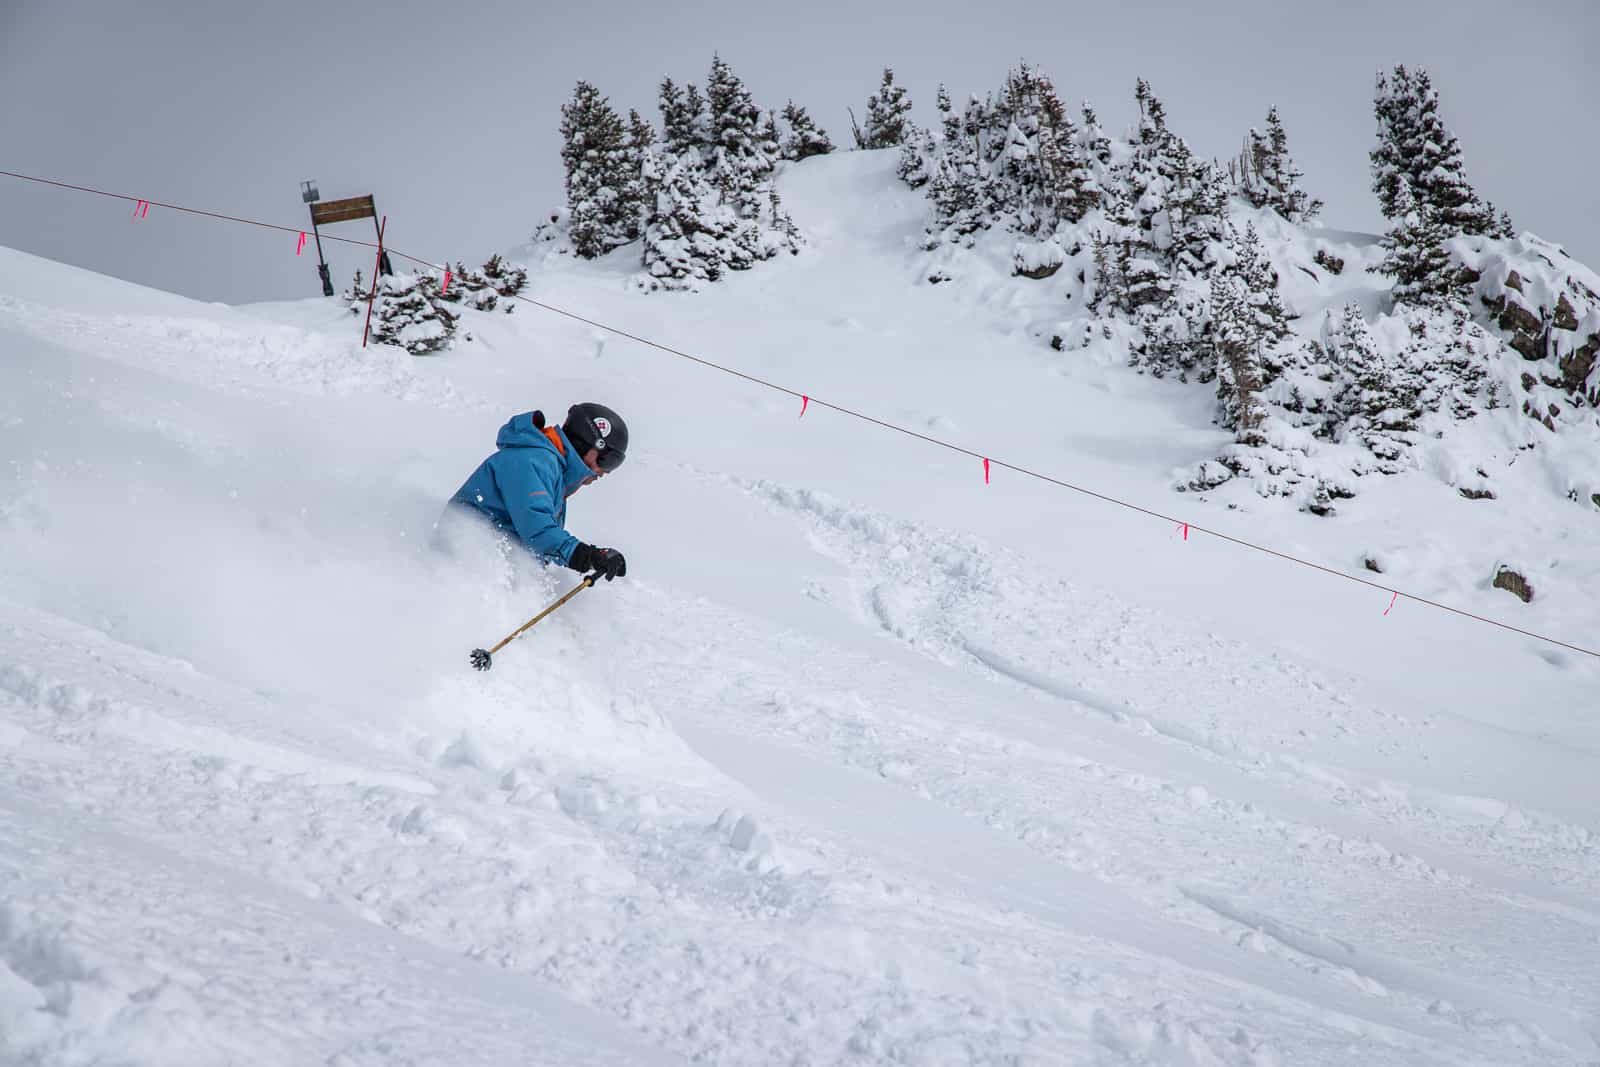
xmin=309 ymin=195 xmax=377 ymax=226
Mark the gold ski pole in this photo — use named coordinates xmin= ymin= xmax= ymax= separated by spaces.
xmin=469 ymin=573 xmax=599 ymax=671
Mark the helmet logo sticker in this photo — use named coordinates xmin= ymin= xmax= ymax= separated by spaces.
xmin=593 ymin=417 xmax=612 ymax=437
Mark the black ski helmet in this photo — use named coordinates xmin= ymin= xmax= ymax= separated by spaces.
xmin=563 ymin=402 xmax=628 ymax=470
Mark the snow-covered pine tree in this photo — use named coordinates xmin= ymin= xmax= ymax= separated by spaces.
xmin=1264 ymin=107 xmax=1320 ymax=222
xmin=1120 ymin=79 xmax=1178 ymax=252
xmin=766 ymin=185 xmax=802 ymax=253
xmin=1371 ymin=65 xmax=1502 ymax=236
xmin=1132 ymin=78 xmax=1167 ymax=147
xmin=1236 ymin=107 xmax=1321 ymax=222
xmin=896 ymin=125 xmax=935 ymax=189
xmin=1369 ymin=65 xmax=1420 ymax=220
xmin=780 ymin=101 xmax=834 ymax=160
xmin=1071 ymin=102 xmax=1111 ymax=214
xmin=1035 ymin=83 xmax=1095 ymax=225
xmin=855 ymin=68 xmax=913 ymax=149
xmin=659 ymin=77 xmax=704 ymax=159
xmin=1324 ymin=301 xmax=1422 ymax=471
xmin=367 ymin=272 xmax=458 ymax=355
xmin=1118 ymin=240 xmax=1173 ymax=315
xmin=1088 ymin=230 xmax=1118 ymax=312
xmin=1033 ymin=90 xmax=1074 ymax=225
xmin=1210 ymin=223 xmax=1291 ymax=434
xmin=1105 ymin=184 xmax=1171 ymax=315
xmin=641 ymin=56 xmax=805 ymax=289
xmin=935 ymin=84 xmax=960 ymax=144
xmin=1238 ymin=125 xmax=1272 ymax=207
xmin=1186 ymin=233 xmax=1348 ymax=511
xmin=1142 ymin=142 xmax=1228 ymax=380
xmin=989 ymin=63 xmax=1092 ymax=234
xmin=1143 ymin=282 xmax=1212 ymax=381
xmin=1164 ymin=138 xmax=1227 ymax=277
xmin=434 ymin=255 xmax=530 ymax=314
xmin=681 ymin=82 xmax=709 ymax=155
xmin=342 ymin=269 xmax=366 ymax=307
xmin=436 ymin=261 xmax=499 ymax=311
xmin=922 ymin=87 xmax=986 ymax=242
xmin=1373 ymin=180 xmax=1464 ymax=309
xmin=560 ymin=81 xmax=633 ymax=258
xmin=1209 ymin=269 xmax=1269 ymax=437
xmin=1405 ymin=68 xmax=1500 ymax=236
xmin=479 ymin=253 xmax=527 ymax=298
xmin=620 ymin=109 xmax=656 ymax=244
xmin=758 ymin=109 xmax=782 ymax=169
xmin=639 ymin=148 xmax=739 ymax=290
xmin=1076 ymin=102 xmax=1112 ymax=168
xmin=705 ymin=55 xmax=775 ymax=218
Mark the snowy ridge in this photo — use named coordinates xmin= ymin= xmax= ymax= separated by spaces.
xmin=2 ymin=149 xmax=1598 ymax=1065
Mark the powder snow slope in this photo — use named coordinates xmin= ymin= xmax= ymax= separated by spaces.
xmin=1 ymin=150 xmax=1597 ymax=1066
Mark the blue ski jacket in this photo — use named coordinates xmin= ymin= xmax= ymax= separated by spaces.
xmin=449 ymin=412 xmax=594 ymax=564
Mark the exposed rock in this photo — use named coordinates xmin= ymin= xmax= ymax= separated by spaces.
xmin=1497 ymin=298 xmax=1543 ymax=338
xmin=1363 ymin=557 xmax=1384 ymax=574
xmin=1013 ymin=241 xmax=1065 ymax=280
xmin=1553 ymin=293 xmax=1580 ymax=331
xmin=1559 ymin=334 xmax=1598 ymax=395
xmin=1458 ymin=486 xmax=1496 ymax=500
xmin=1504 ymin=270 xmax=1524 ymax=292
xmin=1593 ymin=493 xmax=1600 ymax=509
xmin=1456 ymin=266 xmax=1482 ymax=286
xmin=1015 ymin=260 xmax=1062 ymax=280
xmin=1521 ymin=399 xmax=1557 ymax=430
xmin=1313 ymin=249 xmax=1344 ymax=275
xmin=1509 ymin=332 xmax=1544 ymax=361
xmin=1520 ymin=371 xmax=1536 ymax=392
xmin=1493 ymin=565 xmax=1533 ymax=603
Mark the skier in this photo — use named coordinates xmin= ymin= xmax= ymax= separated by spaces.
xmin=446 ymin=403 xmax=629 ymax=580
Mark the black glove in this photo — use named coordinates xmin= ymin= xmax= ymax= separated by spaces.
xmin=569 ymin=543 xmax=627 ymax=581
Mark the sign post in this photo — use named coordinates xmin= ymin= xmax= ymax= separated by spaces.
xmin=303 ymin=186 xmax=392 ymax=296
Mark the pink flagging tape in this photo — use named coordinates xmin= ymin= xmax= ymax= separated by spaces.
xmin=1384 ymin=591 xmax=1399 ymax=616
xmin=799 ymin=394 xmax=809 ymax=418
xmin=296 ymin=231 xmax=306 ymax=256
xmin=983 ymin=457 xmax=991 ymax=484
xmin=131 ymin=199 xmax=149 ymax=219
xmin=443 ymin=269 xmax=452 ymax=294
xmin=1179 ymin=522 xmax=1189 ymax=540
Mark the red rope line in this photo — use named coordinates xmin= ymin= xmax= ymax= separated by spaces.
xmin=0 ymin=169 xmax=436 ymax=269
xmin=5 ymin=167 xmax=1596 ymax=661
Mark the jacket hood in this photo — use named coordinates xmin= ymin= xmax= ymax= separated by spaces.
xmin=495 ymin=412 xmax=593 ymax=495
xmin=495 ymin=412 xmax=550 ymax=450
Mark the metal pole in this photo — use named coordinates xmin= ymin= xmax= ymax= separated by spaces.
xmin=309 ymin=214 xmax=334 ymax=296
xmin=372 ymin=205 xmax=393 ymax=276
xmin=469 ymin=574 xmax=599 ymax=670
xmin=362 ymin=215 xmax=387 ymax=347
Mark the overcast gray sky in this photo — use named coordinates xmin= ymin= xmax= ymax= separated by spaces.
xmin=2 ymin=0 xmax=1594 ymax=305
